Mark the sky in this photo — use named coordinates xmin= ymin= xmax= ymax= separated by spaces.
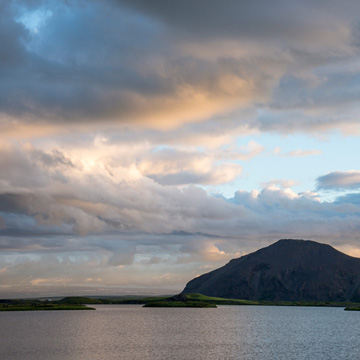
xmin=1 ymin=0 xmax=360 ymax=298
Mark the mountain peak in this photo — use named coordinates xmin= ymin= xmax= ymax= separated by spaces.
xmin=268 ymin=238 xmax=334 ymax=249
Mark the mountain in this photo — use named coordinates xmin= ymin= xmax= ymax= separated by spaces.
xmin=182 ymin=239 xmax=360 ymax=302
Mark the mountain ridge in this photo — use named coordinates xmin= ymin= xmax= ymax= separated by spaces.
xmin=182 ymin=239 xmax=360 ymax=302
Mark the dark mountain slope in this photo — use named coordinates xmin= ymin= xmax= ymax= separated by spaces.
xmin=182 ymin=239 xmax=360 ymax=302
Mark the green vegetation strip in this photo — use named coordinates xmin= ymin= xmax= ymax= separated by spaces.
xmin=144 ymin=301 xmax=216 ymax=308
xmin=185 ymin=293 xmax=259 ymax=305
xmin=2 ymin=294 xmax=360 ymax=310
xmin=0 ymin=303 xmax=94 ymax=311
xmin=0 ymin=298 xmax=97 ymax=311
xmin=141 ymin=294 xmax=360 ymax=308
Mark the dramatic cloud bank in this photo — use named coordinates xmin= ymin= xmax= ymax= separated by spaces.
xmin=1 ymin=0 xmax=360 ymax=296
xmin=2 ymin=0 xmax=360 ymax=136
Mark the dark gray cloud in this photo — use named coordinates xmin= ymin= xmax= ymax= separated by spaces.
xmin=317 ymin=171 xmax=360 ymax=190
xmin=0 ymin=144 xmax=77 ymax=188
xmin=0 ymin=0 xmax=172 ymax=123
xmin=0 ymin=2 xmax=27 ymax=66
xmin=335 ymin=193 xmax=360 ymax=205
xmin=117 ymin=0 xmax=353 ymax=43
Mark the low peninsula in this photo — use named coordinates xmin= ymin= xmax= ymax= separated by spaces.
xmin=0 ymin=299 xmax=95 ymax=311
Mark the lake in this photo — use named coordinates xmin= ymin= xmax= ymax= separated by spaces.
xmin=1 ymin=305 xmax=359 ymax=359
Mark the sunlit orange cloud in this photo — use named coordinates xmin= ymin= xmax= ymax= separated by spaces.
xmin=201 ymin=243 xmax=242 ymax=262
xmin=124 ymin=82 xmax=258 ymax=131
xmin=0 ymin=119 xmax=66 ymax=140
xmin=0 ymin=71 xmax=262 ymax=141
xmin=0 ymin=99 xmax=245 ymax=142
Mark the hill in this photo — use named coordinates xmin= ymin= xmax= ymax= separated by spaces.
xmin=182 ymin=239 xmax=360 ymax=302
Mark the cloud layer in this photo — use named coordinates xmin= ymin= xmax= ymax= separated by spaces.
xmin=1 ymin=141 xmax=360 ymax=294
xmin=1 ymin=0 xmax=360 ymax=296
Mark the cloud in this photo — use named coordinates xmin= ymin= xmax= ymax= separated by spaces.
xmin=2 ymin=157 xmax=360 ymax=293
xmin=273 ymin=147 xmax=322 ymax=157
xmin=0 ymin=0 xmax=266 ymax=133
xmin=0 ymin=2 xmax=28 ymax=67
xmin=0 ymin=215 xmax=5 ymax=229
xmin=0 ymin=143 xmax=77 ymax=191
xmin=0 ymin=0 xmax=360 ymax=138
xmin=117 ymin=0 xmax=353 ymax=47
xmin=317 ymin=171 xmax=360 ymax=190
xmin=137 ymin=144 xmax=259 ymax=186
xmin=285 ymin=149 xmax=322 ymax=157
xmin=0 ymin=143 xmax=359 ymax=248
xmin=0 ymin=143 xmax=243 ymax=238
xmin=335 ymin=193 xmax=360 ymax=205
xmin=262 ymin=180 xmax=299 ymax=189
xmin=107 ymin=245 xmax=136 ymax=266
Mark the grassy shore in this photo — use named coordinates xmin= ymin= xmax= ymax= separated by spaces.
xmin=0 ymin=300 xmax=95 ymax=311
xmin=141 ymin=293 xmax=360 ymax=308
xmin=2 ymin=294 xmax=359 ymax=310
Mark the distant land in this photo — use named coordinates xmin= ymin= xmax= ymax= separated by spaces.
xmin=183 ymin=239 xmax=360 ymax=302
xmin=2 ymin=293 xmax=360 ymax=310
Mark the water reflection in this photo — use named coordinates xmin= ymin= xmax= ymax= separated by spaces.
xmin=1 ymin=305 xmax=359 ymax=359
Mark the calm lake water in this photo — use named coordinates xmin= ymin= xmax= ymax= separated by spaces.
xmin=1 ymin=305 xmax=359 ymax=360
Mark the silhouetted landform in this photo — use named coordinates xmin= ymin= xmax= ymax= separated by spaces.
xmin=57 ymin=296 xmax=103 ymax=304
xmin=183 ymin=239 xmax=360 ymax=302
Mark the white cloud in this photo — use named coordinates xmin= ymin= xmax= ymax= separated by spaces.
xmin=285 ymin=149 xmax=322 ymax=157
xmin=262 ymin=179 xmax=299 ymax=189
xmin=274 ymin=147 xmax=322 ymax=157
